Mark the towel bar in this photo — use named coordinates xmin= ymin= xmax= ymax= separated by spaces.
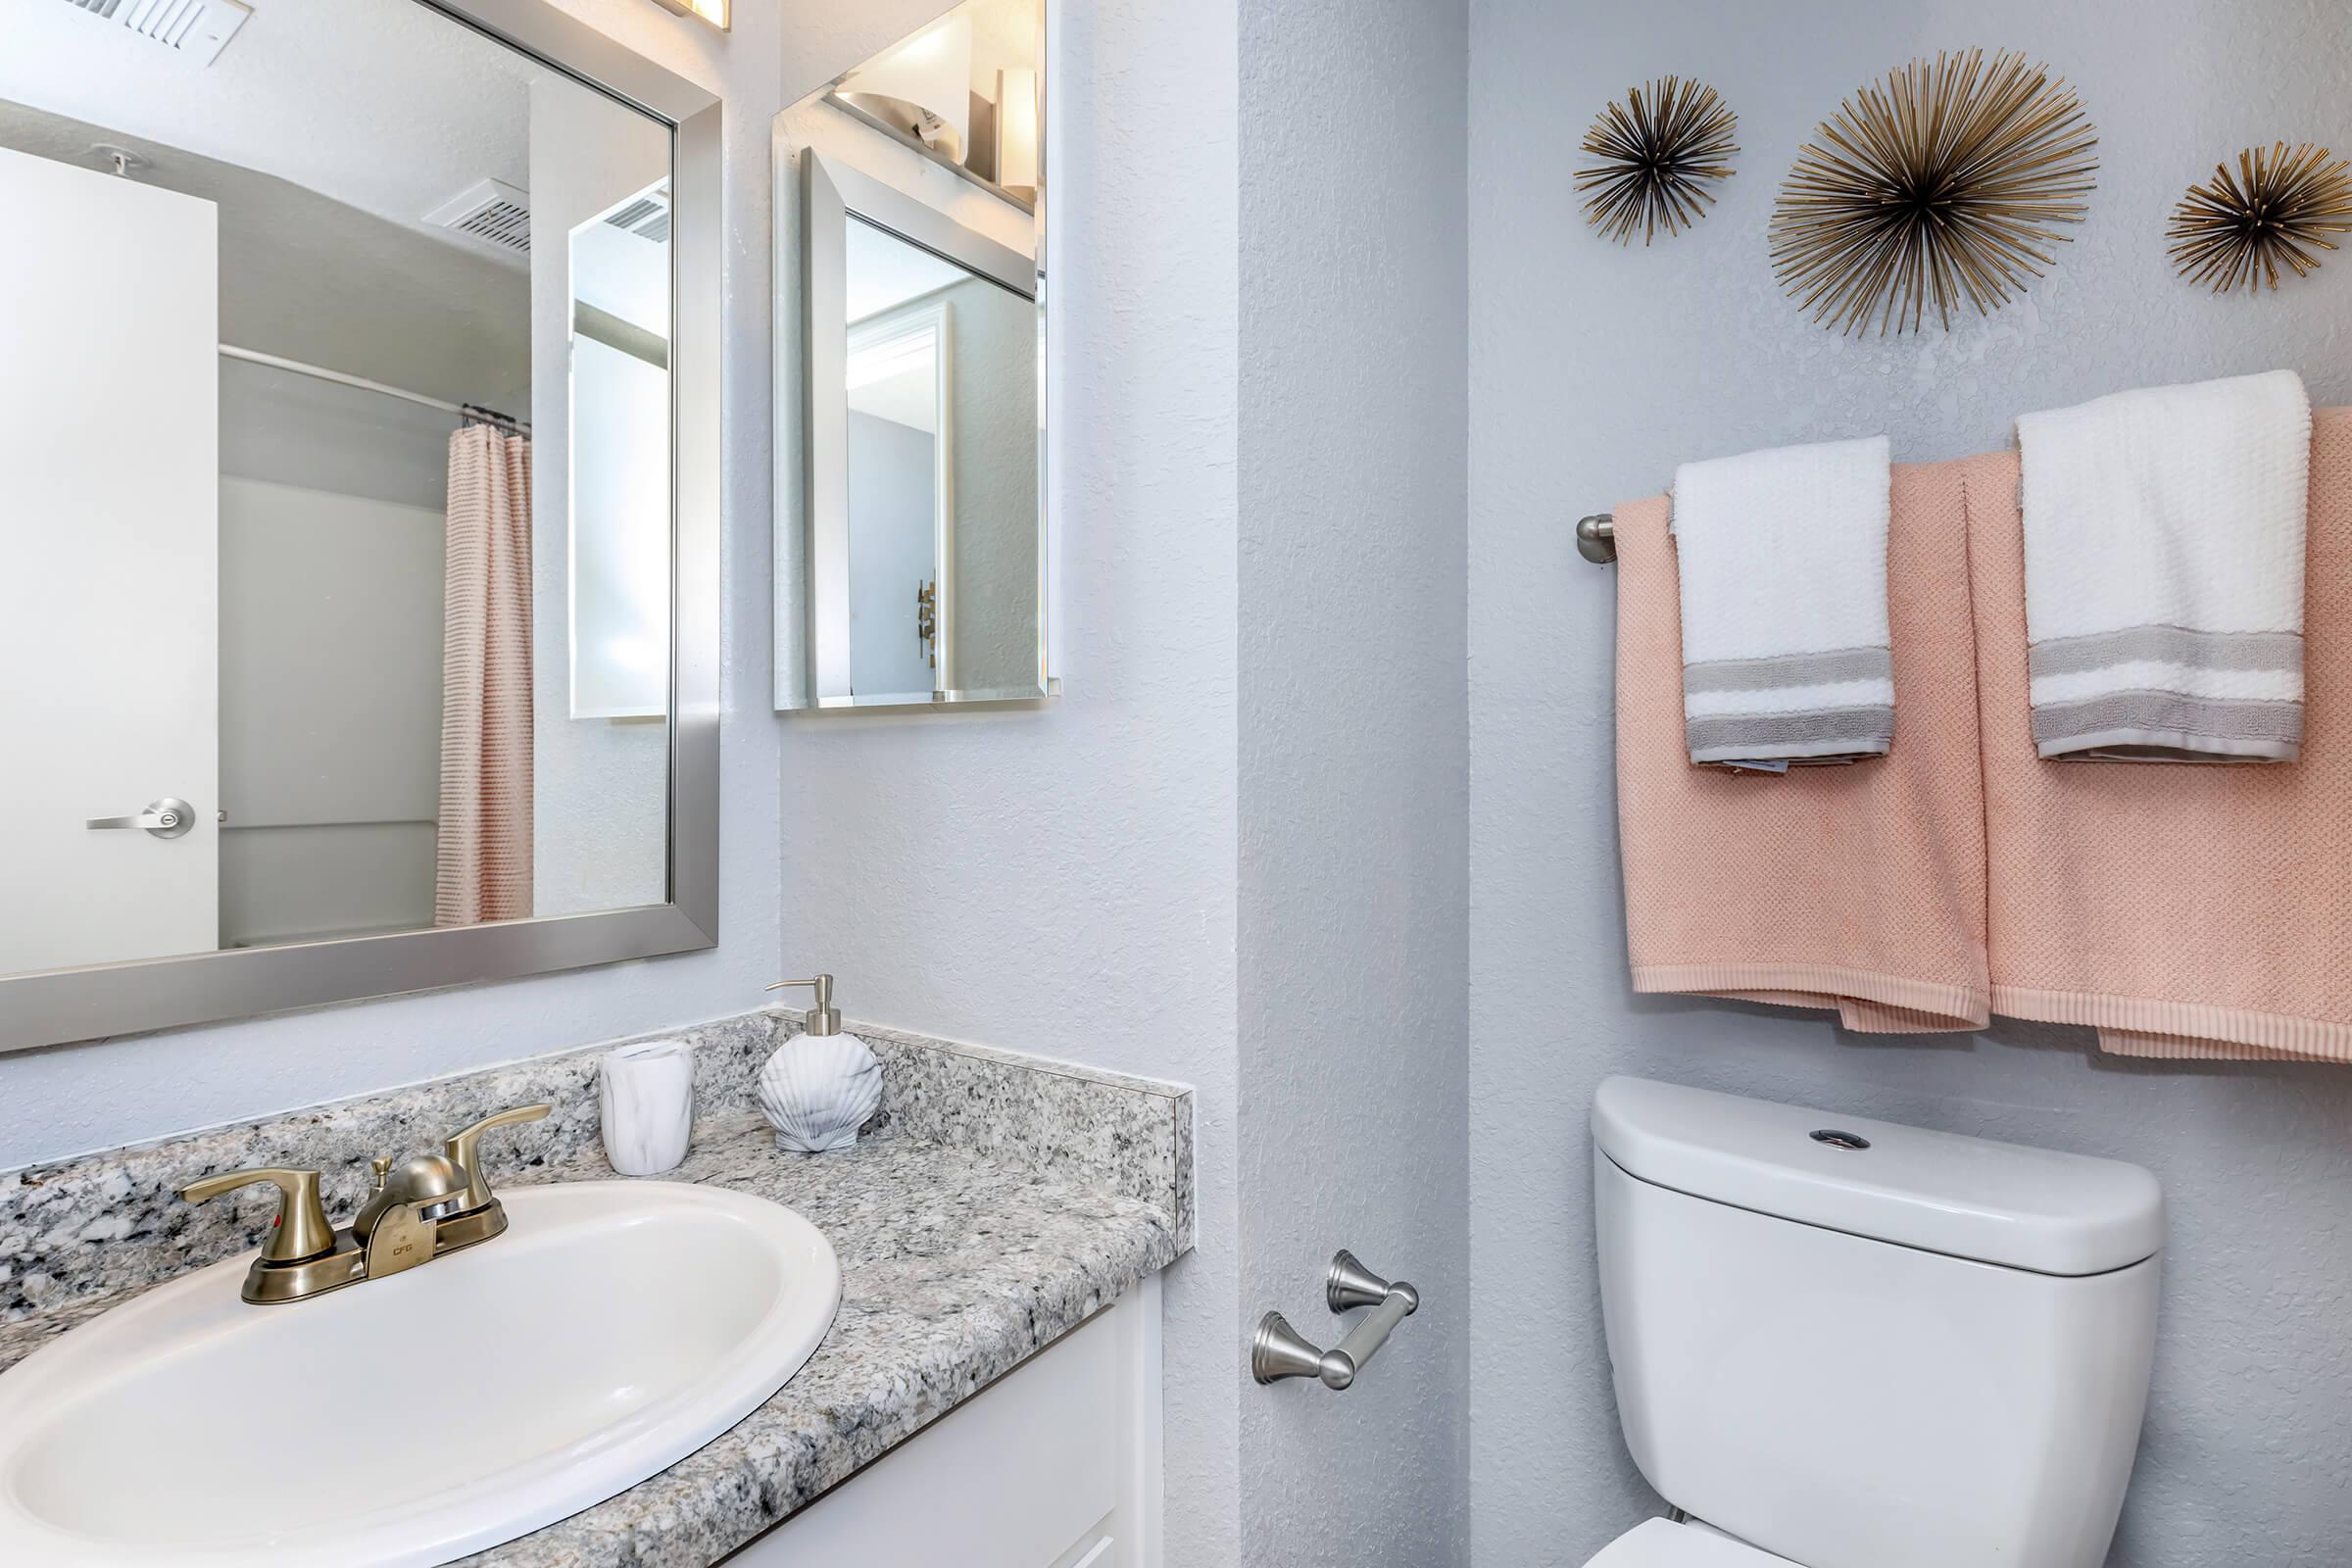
xmin=1577 ymin=513 xmax=1616 ymax=564
xmin=1251 ymin=1250 xmax=1420 ymax=1391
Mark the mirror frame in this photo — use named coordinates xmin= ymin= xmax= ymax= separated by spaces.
xmin=795 ymin=150 xmax=1052 ymax=710
xmin=0 ymin=0 xmax=722 ymax=1054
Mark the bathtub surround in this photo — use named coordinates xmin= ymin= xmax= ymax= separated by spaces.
xmin=216 ymin=362 xmax=460 ymax=949
xmin=1473 ymin=2 xmax=2352 ymax=1562
xmin=598 ymin=1037 xmax=695 ymax=1175
xmin=0 ymin=1007 xmax=1193 ymax=1328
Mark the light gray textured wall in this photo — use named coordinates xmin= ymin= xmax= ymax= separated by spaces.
xmin=0 ymin=0 xmax=790 ymax=1167
xmin=1470 ymin=3 xmax=2352 ymax=1565
xmin=774 ymin=3 xmax=1245 ymax=1561
xmin=1238 ymin=0 xmax=1469 ymax=1562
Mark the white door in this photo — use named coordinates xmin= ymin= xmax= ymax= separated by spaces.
xmin=0 ymin=146 xmax=219 ymax=975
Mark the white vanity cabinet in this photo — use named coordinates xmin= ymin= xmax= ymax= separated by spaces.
xmin=732 ymin=1274 xmax=1163 ymax=1567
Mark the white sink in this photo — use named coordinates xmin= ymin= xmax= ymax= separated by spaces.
xmin=0 ymin=1180 xmax=840 ymax=1567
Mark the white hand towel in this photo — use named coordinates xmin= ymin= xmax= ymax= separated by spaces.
xmin=2016 ymin=369 xmax=2310 ymax=762
xmin=1671 ymin=435 xmax=1893 ymax=767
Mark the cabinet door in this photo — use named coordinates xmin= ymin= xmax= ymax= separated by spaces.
xmin=732 ymin=1276 xmax=1159 ymax=1567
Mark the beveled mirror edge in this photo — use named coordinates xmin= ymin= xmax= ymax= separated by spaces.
xmin=776 ymin=32 xmax=1054 ymax=714
xmin=0 ymin=0 xmax=722 ymax=1056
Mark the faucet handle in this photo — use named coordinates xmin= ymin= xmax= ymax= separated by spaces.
xmin=176 ymin=1167 xmax=338 ymax=1264
xmin=442 ymin=1102 xmax=552 ymax=1213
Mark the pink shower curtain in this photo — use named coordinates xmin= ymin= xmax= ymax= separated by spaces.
xmin=434 ymin=423 xmax=534 ymax=926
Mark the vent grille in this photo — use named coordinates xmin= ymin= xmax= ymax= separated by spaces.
xmin=58 ymin=0 xmax=253 ymax=65
xmin=455 ymin=198 xmax=531 ymax=253
xmin=604 ymin=189 xmax=671 ymax=244
xmin=422 ymin=177 xmax=531 ymax=258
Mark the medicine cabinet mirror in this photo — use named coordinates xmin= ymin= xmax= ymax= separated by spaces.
xmin=0 ymin=0 xmax=720 ymax=1051
xmin=774 ymin=0 xmax=1054 ymax=710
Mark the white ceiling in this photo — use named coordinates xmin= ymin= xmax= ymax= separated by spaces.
xmin=0 ymin=0 xmax=539 ymax=250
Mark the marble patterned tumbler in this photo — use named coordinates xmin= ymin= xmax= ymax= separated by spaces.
xmin=598 ymin=1039 xmax=695 ymax=1176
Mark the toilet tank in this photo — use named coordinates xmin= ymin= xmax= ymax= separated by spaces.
xmin=1592 ymin=1076 xmax=2163 ymax=1568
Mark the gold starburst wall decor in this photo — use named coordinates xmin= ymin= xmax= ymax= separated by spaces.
xmin=1771 ymin=49 xmax=2098 ymax=334
xmin=2167 ymin=143 xmax=2352 ymax=294
xmin=1575 ymin=76 xmax=1739 ymax=245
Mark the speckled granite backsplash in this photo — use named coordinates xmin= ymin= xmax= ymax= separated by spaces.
xmin=0 ymin=1009 xmax=1192 ymax=1325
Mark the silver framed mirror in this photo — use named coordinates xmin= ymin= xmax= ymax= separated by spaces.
xmin=775 ymin=1 xmax=1053 ymax=711
xmin=0 ymin=0 xmax=721 ymax=1052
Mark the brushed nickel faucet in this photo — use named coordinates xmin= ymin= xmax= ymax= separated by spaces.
xmin=176 ymin=1103 xmax=550 ymax=1304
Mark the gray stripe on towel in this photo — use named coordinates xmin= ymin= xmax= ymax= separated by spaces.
xmin=2032 ymin=691 xmax=2304 ymax=749
xmin=1683 ymin=645 xmax=1893 ymax=695
xmin=2028 ymin=624 xmax=2304 ymax=678
xmin=1685 ymin=706 xmax=1895 ymax=753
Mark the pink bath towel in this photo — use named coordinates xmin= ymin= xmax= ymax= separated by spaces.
xmin=1960 ymin=410 xmax=2352 ymax=1061
xmin=1615 ymin=461 xmax=1991 ymax=1032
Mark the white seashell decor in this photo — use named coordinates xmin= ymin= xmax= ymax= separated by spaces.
xmin=758 ymin=1029 xmax=883 ymax=1152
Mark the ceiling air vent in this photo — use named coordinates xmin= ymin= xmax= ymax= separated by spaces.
xmin=603 ymin=189 xmax=672 ymax=244
xmin=423 ymin=177 xmax=531 ymax=258
xmin=59 ymin=0 xmax=253 ymax=66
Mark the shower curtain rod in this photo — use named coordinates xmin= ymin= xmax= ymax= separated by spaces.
xmin=218 ymin=344 xmax=528 ymax=433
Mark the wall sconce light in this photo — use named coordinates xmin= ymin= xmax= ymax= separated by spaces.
xmin=837 ymin=15 xmax=973 ymax=163
xmin=648 ymin=0 xmax=728 ymax=29
xmin=995 ymin=66 xmax=1038 ymax=200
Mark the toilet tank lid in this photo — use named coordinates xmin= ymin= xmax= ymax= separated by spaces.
xmin=1592 ymin=1076 xmax=2164 ymax=1277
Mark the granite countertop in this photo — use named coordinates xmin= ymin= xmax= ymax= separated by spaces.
xmin=0 ymin=1111 xmax=1180 ymax=1568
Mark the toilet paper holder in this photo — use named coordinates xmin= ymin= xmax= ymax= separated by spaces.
xmin=1251 ymin=1250 xmax=1420 ymax=1391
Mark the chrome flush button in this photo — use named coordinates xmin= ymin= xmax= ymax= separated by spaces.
xmin=1810 ymin=1128 xmax=1871 ymax=1151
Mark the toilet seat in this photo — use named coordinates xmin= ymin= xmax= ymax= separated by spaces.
xmin=1584 ymin=1519 xmax=1798 ymax=1567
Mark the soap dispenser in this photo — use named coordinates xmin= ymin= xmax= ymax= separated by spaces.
xmin=758 ymin=974 xmax=883 ymax=1152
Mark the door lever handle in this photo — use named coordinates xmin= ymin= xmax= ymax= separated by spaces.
xmin=86 ymin=796 xmax=196 ymax=839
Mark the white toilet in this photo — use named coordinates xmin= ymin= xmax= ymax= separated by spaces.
xmin=1584 ymin=1076 xmax=2165 ymax=1568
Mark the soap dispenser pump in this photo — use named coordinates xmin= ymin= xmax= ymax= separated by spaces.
xmin=757 ymin=974 xmax=883 ymax=1152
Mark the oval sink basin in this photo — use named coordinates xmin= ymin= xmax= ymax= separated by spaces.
xmin=0 ymin=1180 xmax=840 ymax=1566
